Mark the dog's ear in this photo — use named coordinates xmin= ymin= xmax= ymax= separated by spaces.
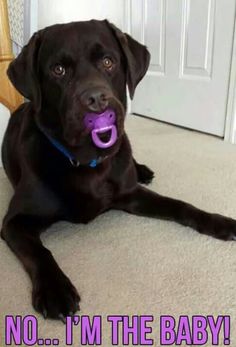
xmin=7 ymin=31 xmax=42 ymax=107
xmin=105 ymin=21 xmax=150 ymax=99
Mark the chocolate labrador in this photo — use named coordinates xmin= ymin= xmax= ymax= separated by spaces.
xmin=2 ymin=20 xmax=236 ymax=321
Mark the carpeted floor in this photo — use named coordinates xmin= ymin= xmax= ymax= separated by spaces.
xmin=1 ymin=115 xmax=236 ymax=346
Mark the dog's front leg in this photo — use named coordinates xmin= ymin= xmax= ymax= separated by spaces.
xmin=1 ymin=184 xmax=80 ymax=320
xmin=114 ymin=185 xmax=236 ymax=241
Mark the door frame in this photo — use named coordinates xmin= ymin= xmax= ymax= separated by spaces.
xmin=125 ymin=0 xmax=236 ymax=144
xmin=224 ymin=12 xmax=236 ymax=144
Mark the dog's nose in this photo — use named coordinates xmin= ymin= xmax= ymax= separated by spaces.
xmin=80 ymin=89 xmax=109 ymax=113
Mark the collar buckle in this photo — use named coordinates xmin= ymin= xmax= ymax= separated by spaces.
xmin=69 ymin=158 xmax=80 ymax=167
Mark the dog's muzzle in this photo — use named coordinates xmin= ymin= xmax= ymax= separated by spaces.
xmin=84 ymin=109 xmax=117 ymax=149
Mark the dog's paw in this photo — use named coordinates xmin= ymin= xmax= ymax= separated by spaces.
xmin=136 ymin=164 xmax=155 ymax=185
xmin=202 ymin=214 xmax=236 ymax=241
xmin=32 ymin=271 xmax=80 ymax=321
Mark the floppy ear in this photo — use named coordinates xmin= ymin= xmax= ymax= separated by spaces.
xmin=7 ymin=31 xmax=42 ymax=107
xmin=106 ymin=21 xmax=150 ymax=99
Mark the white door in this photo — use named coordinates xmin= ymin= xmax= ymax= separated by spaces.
xmin=130 ymin=0 xmax=236 ymax=136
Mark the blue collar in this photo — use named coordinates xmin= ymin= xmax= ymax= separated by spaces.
xmin=41 ymin=130 xmax=99 ymax=168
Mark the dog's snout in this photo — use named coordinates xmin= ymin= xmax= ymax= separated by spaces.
xmin=80 ymin=89 xmax=110 ymax=113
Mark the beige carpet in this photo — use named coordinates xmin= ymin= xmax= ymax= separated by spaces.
xmin=1 ymin=116 xmax=236 ymax=346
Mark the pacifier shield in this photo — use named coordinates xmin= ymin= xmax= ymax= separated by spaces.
xmin=84 ymin=109 xmax=117 ymax=149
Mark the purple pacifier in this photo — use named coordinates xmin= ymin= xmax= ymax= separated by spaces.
xmin=84 ymin=109 xmax=117 ymax=149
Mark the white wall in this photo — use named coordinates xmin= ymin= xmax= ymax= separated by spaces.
xmin=38 ymin=0 xmax=126 ymax=30
xmin=0 ymin=104 xmax=10 ymax=167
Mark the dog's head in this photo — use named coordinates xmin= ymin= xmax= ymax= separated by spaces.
xmin=8 ymin=20 xmax=150 ymax=163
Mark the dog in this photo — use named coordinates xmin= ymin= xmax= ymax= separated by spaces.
xmin=1 ymin=20 xmax=236 ymax=321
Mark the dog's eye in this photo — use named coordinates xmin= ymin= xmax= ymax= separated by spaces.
xmin=102 ymin=57 xmax=113 ymax=70
xmin=52 ymin=64 xmax=66 ymax=77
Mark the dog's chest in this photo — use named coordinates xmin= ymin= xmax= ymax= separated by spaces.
xmin=61 ymin=168 xmax=114 ymax=222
